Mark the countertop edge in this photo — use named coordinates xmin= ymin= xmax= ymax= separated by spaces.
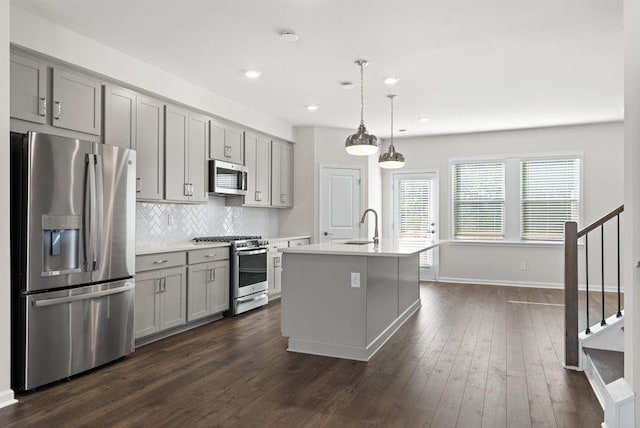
xmin=136 ymin=242 xmax=231 ymax=256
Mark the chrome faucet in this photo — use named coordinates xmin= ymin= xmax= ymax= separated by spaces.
xmin=360 ymin=209 xmax=379 ymax=244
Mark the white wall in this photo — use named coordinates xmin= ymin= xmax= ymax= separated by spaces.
xmin=381 ymin=122 xmax=624 ymax=288
xmin=0 ymin=0 xmax=16 ymax=409
xmin=9 ymin=4 xmax=293 ymax=142
xmin=279 ymin=126 xmax=372 ymax=242
xmin=624 ymin=0 xmax=640 ymax=420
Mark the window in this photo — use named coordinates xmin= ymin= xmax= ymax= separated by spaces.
xmin=521 ymin=158 xmax=580 ymax=240
xmin=452 ymin=162 xmax=505 ymax=240
xmin=394 ymin=174 xmax=435 ymax=268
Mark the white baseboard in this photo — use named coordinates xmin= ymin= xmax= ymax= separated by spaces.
xmin=437 ymin=276 xmax=621 ymax=293
xmin=0 ymin=389 xmax=17 ymax=409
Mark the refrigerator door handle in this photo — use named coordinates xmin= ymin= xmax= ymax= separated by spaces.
xmin=32 ymin=282 xmax=135 ymax=307
xmin=85 ymin=153 xmax=98 ymax=272
xmin=94 ymin=154 xmax=104 ymax=271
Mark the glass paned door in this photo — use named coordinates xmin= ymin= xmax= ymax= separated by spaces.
xmin=393 ymin=172 xmax=438 ymax=280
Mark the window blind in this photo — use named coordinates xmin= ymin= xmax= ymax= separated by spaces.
xmin=453 ymin=162 xmax=505 ymax=240
xmin=397 ymin=178 xmax=432 ymax=267
xmin=521 ymin=158 xmax=580 ymax=240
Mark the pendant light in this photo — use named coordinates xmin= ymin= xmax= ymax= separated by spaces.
xmin=345 ymin=59 xmax=379 ymax=156
xmin=379 ymin=94 xmax=405 ymax=169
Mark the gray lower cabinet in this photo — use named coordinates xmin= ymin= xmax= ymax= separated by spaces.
xmin=209 ymin=120 xmax=244 ymax=165
xmin=165 ymin=105 xmax=208 ymax=203
xmin=271 ymin=140 xmax=293 ymax=208
xmin=187 ymin=260 xmax=229 ymax=321
xmin=10 ymin=52 xmax=47 ymax=124
xmin=134 ymin=266 xmax=187 ymax=339
xmin=52 ymin=67 xmax=102 ymax=135
xmin=244 ymin=132 xmax=272 ymax=206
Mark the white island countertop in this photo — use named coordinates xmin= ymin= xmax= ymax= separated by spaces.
xmin=279 ymin=239 xmax=439 ymax=257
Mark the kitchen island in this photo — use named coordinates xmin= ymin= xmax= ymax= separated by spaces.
xmin=280 ymin=239 xmax=439 ymax=361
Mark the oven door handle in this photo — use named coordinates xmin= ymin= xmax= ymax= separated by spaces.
xmin=237 ymin=249 xmax=267 ymax=256
xmin=237 ymin=292 xmax=268 ymax=304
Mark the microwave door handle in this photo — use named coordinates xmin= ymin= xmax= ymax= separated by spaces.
xmin=94 ymin=154 xmax=104 ymax=271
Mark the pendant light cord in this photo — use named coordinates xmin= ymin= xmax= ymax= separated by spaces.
xmin=360 ymin=63 xmax=365 ymax=126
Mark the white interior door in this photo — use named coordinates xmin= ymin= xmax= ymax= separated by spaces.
xmin=319 ymin=167 xmax=362 ymax=242
xmin=393 ymin=172 xmax=439 ymax=280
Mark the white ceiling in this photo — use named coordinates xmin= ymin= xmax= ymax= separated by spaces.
xmin=14 ymin=0 xmax=623 ymax=137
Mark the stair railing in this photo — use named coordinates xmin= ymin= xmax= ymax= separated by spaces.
xmin=564 ymin=205 xmax=623 ymax=368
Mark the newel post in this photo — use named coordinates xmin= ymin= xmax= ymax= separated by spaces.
xmin=564 ymin=221 xmax=579 ymax=368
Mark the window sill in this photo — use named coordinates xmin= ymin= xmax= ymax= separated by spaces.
xmin=446 ymin=239 xmax=567 ymax=248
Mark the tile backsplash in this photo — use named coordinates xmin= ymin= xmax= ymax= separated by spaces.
xmin=136 ymin=197 xmax=279 ymax=245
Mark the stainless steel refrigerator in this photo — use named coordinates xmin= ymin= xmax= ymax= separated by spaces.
xmin=10 ymin=132 xmax=136 ymax=391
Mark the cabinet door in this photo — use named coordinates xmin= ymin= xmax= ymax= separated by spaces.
xmin=164 ymin=105 xmax=189 ymax=201
xmin=10 ymin=53 xmax=47 ymax=124
xmin=134 ymin=271 xmax=161 ymax=339
xmin=52 ymin=68 xmax=101 ymax=135
xmin=104 ymin=85 xmax=136 ymax=149
xmin=255 ymin=136 xmax=272 ymax=206
xmin=188 ymin=113 xmax=209 ymax=203
xmin=271 ymin=140 xmax=293 ymax=207
xmin=210 ymin=261 xmax=229 ymax=314
xmin=187 ymin=263 xmax=210 ymax=322
xmin=244 ymin=133 xmax=271 ymax=206
xmin=136 ymin=95 xmax=165 ymax=200
xmin=160 ymin=266 xmax=187 ymax=330
xmin=226 ymin=127 xmax=244 ymax=165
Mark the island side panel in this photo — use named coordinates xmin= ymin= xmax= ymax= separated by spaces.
xmin=398 ymin=254 xmax=420 ymax=315
xmin=366 ymin=256 xmax=399 ymax=345
xmin=281 ymin=253 xmax=367 ymax=347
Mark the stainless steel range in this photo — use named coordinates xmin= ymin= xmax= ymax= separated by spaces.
xmin=193 ymin=236 xmax=269 ymax=315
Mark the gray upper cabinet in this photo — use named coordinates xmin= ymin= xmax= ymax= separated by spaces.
xmin=244 ymin=132 xmax=272 ymax=206
xmin=10 ymin=53 xmax=47 ymax=124
xmin=271 ymin=140 xmax=293 ymax=208
xmin=104 ymin=85 xmax=136 ymax=149
xmin=52 ymin=68 xmax=101 ymax=135
xmin=136 ymin=95 xmax=165 ymax=201
xmin=165 ymin=105 xmax=208 ymax=203
xmin=209 ymin=120 xmax=244 ymax=165
xmin=188 ymin=113 xmax=209 ymax=203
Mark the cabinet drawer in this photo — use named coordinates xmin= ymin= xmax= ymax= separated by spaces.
xmin=289 ymin=238 xmax=310 ymax=247
xmin=136 ymin=252 xmax=186 ymax=273
xmin=188 ymin=247 xmax=229 ymax=264
xmin=268 ymin=240 xmax=289 ymax=251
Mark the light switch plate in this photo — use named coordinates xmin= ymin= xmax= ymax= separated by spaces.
xmin=350 ymin=272 xmax=360 ymax=288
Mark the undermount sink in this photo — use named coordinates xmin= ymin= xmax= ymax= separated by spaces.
xmin=344 ymin=240 xmax=374 ymax=245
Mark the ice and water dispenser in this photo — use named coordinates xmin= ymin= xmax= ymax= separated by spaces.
xmin=41 ymin=214 xmax=82 ymax=276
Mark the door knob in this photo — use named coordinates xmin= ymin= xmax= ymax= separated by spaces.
xmin=323 ymin=231 xmax=333 ymax=236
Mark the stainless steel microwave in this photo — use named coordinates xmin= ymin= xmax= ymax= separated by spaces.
xmin=209 ymin=160 xmax=248 ymax=196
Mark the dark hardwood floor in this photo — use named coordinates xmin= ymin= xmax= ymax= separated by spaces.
xmin=0 ymin=282 xmax=606 ymax=427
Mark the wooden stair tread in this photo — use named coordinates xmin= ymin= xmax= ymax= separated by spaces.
xmin=584 ymin=347 xmax=624 ymax=385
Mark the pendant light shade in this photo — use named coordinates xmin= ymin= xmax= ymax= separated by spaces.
xmin=345 ymin=59 xmax=379 ymax=156
xmin=379 ymin=94 xmax=405 ymax=169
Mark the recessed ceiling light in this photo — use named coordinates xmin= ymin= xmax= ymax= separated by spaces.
xmin=418 ymin=117 xmax=430 ymax=122
xmin=384 ymin=77 xmax=400 ymax=85
xmin=244 ymin=70 xmax=262 ymax=79
xmin=306 ymin=105 xmax=319 ymax=111
xmin=279 ymin=30 xmax=299 ymax=42
xmin=340 ymin=81 xmax=355 ymax=89
xmin=398 ymin=129 xmax=407 ymax=133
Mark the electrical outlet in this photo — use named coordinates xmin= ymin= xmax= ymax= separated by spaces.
xmin=519 ymin=261 xmax=527 ymax=271
xmin=167 ymin=214 xmax=175 ymax=226
xmin=350 ymin=272 xmax=360 ymax=288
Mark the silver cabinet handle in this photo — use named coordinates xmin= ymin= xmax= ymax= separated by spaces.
xmin=274 ymin=257 xmax=281 ymax=268
xmin=204 ymin=253 xmax=217 ymax=258
xmin=184 ymin=183 xmax=190 ymax=196
xmin=190 ymin=184 xmax=194 ymax=196
xmin=280 ymin=193 xmax=285 ymax=203
xmin=156 ymin=278 xmax=162 ymax=293
xmin=227 ymin=146 xmax=232 ymax=157
xmin=54 ymin=100 xmax=61 ymax=120
xmin=33 ymin=283 xmax=135 ymax=307
xmin=209 ymin=268 xmax=216 ymax=282
xmin=136 ymin=178 xmax=141 ymax=193
xmin=39 ymin=97 xmax=47 ymax=117
xmin=153 ymin=259 xmax=168 ymax=264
